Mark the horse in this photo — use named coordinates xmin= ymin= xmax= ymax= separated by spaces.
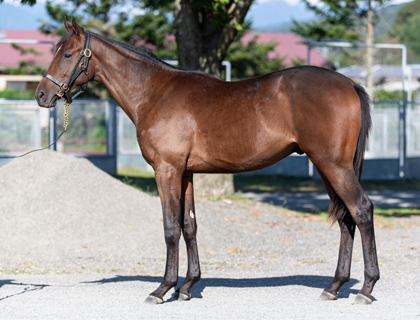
xmin=35 ymin=18 xmax=379 ymax=305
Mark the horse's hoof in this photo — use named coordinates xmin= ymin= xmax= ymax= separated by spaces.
xmin=319 ymin=290 xmax=337 ymax=301
xmin=144 ymin=295 xmax=163 ymax=305
xmin=177 ymin=292 xmax=191 ymax=301
xmin=353 ymin=294 xmax=372 ymax=305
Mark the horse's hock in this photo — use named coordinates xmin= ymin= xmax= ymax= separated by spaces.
xmin=194 ymin=174 xmax=234 ymax=198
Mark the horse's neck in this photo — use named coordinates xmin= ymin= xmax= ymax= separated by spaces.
xmin=91 ymin=38 xmax=172 ymax=123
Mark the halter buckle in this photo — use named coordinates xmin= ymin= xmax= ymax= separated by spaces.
xmin=81 ymin=49 xmax=92 ymax=58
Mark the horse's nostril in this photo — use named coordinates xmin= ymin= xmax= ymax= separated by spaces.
xmin=38 ymin=90 xmax=46 ymax=102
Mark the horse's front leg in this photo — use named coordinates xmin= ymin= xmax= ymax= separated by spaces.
xmin=176 ymin=173 xmax=201 ymax=301
xmin=145 ymin=164 xmax=184 ymax=304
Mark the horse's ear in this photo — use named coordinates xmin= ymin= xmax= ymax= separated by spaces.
xmin=71 ymin=16 xmax=84 ymax=36
xmin=64 ymin=17 xmax=72 ymax=33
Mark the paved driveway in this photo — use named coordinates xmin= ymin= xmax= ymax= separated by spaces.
xmin=242 ymin=190 xmax=420 ymax=211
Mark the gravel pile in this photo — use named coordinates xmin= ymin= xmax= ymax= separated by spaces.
xmin=0 ymin=150 xmax=419 ymax=286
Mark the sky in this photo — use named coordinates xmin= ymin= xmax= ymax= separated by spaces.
xmin=0 ymin=0 xmax=414 ymax=31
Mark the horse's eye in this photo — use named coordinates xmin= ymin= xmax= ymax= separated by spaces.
xmin=64 ymin=53 xmax=72 ymax=59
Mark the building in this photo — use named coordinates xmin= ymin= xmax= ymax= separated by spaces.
xmin=0 ymin=29 xmax=57 ymax=91
xmin=241 ymin=32 xmax=334 ymax=68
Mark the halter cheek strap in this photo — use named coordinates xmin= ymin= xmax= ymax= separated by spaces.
xmin=43 ymin=31 xmax=92 ymax=105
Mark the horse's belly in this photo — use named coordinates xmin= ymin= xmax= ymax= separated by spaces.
xmin=187 ymin=139 xmax=298 ymax=174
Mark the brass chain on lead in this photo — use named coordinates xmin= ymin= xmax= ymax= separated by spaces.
xmin=63 ymin=102 xmax=70 ymax=131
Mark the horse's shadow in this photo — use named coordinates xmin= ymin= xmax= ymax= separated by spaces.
xmin=84 ymin=275 xmax=361 ymax=300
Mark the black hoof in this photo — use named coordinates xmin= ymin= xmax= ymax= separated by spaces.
xmin=144 ymin=295 xmax=163 ymax=305
xmin=353 ymin=293 xmax=372 ymax=305
xmin=319 ymin=290 xmax=337 ymax=301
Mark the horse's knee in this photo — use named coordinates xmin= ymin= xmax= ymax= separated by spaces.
xmin=182 ymin=221 xmax=197 ymax=242
xmin=164 ymin=228 xmax=181 ymax=246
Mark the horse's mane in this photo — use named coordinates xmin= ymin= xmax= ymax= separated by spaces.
xmin=55 ymin=29 xmax=179 ymax=70
xmin=56 ymin=29 xmax=218 ymax=77
xmin=92 ymin=32 xmax=179 ymax=70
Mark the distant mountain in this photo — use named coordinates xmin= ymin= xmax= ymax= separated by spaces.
xmin=247 ymin=0 xmax=314 ymax=32
xmin=0 ymin=2 xmax=47 ymax=30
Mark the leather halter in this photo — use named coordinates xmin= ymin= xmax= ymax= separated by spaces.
xmin=43 ymin=31 xmax=92 ymax=104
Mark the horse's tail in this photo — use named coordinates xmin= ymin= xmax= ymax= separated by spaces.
xmin=328 ymin=82 xmax=372 ymax=223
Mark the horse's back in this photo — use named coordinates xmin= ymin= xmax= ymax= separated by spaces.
xmin=141 ymin=66 xmax=362 ymax=173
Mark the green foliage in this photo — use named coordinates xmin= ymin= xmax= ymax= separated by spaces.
xmin=226 ymin=36 xmax=286 ymax=80
xmin=11 ymin=44 xmax=41 ymax=56
xmin=291 ymin=0 xmax=390 ymax=42
xmin=1 ymin=61 xmax=46 ymax=76
xmin=114 ymin=9 xmax=177 ymax=60
xmin=374 ymin=89 xmax=418 ymax=102
xmin=391 ymin=0 xmax=420 ymax=59
xmin=0 ymin=0 xmax=36 ymax=5
xmin=0 ymin=88 xmax=35 ymax=99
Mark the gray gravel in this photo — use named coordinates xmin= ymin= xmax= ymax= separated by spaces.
xmin=0 ymin=151 xmax=419 ymax=319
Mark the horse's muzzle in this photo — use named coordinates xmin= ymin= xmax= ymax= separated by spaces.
xmin=35 ymin=89 xmax=58 ymax=108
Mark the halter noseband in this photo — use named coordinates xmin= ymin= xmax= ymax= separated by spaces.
xmin=43 ymin=31 xmax=92 ymax=105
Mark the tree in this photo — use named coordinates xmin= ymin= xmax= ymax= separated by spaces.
xmin=143 ymin=0 xmax=254 ymax=78
xmin=0 ymin=0 xmax=35 ymax=5
xmin=292 ymin=0 xmax=390 ymax=97
xmin=391 ymin=0 xmax=420 ymax=60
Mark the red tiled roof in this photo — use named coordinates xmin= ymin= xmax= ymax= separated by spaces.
xmin=0 ymin=29 xmax=58 ymax=69
xmin=242 ymin=32 xmax=332 ymax=68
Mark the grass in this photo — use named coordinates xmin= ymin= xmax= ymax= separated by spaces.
xmin=116 ymin=167 xmax=158 ymax=196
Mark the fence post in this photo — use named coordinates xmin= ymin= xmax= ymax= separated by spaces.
xmin=106 ymin=99 xmax=117 ymax=157
xmin=398 ymin=101 xmax=406 ymax=178
xmin=49 ymin=106 xmax=57 ymax=150
xmin=32 ymin=108 xmax=41 ymax=147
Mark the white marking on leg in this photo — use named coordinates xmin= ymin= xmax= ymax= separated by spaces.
xmin=189 ymin=210 xmax=195 ymax=219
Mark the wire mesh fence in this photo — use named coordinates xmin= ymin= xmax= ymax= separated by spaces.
xmin=117 ymin=107 xmax=139 ymax=154
xmin=54 ymin=100 xmax=109 ymax=155
xmin=0 ymin=100 xmax=49 ymax=155
xmin=0 ymin=99 xmax=115 ymax=156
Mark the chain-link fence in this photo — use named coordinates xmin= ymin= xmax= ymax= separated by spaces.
xmin=0 ymin=100 xmax=49 ymax=155
xmin=53 ymin=100 xmax=109 ymax=154
xmin=0 ymin=99 xmax=117 ymax=174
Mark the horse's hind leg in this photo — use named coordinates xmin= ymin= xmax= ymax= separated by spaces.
xmin=176 ymin=173 xmax=201 ymax=301
xmin=315 ymin=163 xmax=379 ymax=304
xmin=320 ymin=212 xmax=356 ymax=300
xmin=316 ymin=172 xmax=356 ymax=301
xmin=145 ymin=164 xmax=184 ymax=304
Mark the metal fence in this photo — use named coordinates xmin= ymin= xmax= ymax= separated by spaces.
xmin=0 ymin=99 xmax=117 ymax=175
xmin=0 ymin=100 xmax=48 ymax=154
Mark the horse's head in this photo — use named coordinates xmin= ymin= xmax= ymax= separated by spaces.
xmin=35 ymin=17 xmax=93 ymax=108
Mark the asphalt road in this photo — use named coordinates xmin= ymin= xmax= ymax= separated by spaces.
xmin=0 ymin=267 xmax=419 ymax=320
xmin=242 ymin=190 xmax=420 ymax=211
